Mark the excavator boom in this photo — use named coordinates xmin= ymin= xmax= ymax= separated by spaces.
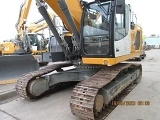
xmin=16 ymin=0 xmax=32 ymax=40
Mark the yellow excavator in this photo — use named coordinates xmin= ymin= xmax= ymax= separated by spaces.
xmin=0 ymin=21 xmax=49 ymax=55
xmin=15 ymin=0 xmax=143 ymax=119
xmin=0 ymin=0 xmax=49 ymax=55
xmin=0 ymin=0 xmax=32 ymax=55
xmin=0 ymin=0 xmax=33 ymax=55
xmin=15 ymin=19 xmax=49 ymax=55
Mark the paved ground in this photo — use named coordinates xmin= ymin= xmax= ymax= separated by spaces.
xmin=0 ymin=49 xmax=160 ymax=120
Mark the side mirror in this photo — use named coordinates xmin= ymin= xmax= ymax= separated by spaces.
xmin=116 ymin=0 xmax=125 ymax=14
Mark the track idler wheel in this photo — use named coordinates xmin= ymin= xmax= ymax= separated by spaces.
xmin=94 ymin=94 xmax=104 ymax=116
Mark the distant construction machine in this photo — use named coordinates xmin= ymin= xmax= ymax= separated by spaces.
xmin=1 ymin=0 xmax=50 ymax=55
xmin=15 ymin=0 xmax=143 ymax=119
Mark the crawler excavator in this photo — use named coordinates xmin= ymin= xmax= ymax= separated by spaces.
xmin=0 ymin=20 xmax=49 ymax=55
xmin=0 ymin=0 xmax=33 ymax=55
xmin=0 ymin=0 xmax=53 ymax=55
xmin=16 ymin=0 xmax=143 ymax=119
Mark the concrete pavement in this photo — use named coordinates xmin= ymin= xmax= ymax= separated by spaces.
xmin=0 ymin=49 xmax=160 ymax=120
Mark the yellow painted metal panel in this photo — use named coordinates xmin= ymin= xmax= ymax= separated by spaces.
xmin=45 ymin=0 xmax=82 ymax=33
xmin=82 ymin=52 xmax=141 ymax=66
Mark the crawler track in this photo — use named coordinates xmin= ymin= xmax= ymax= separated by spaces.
xmin=70 ymin=63 xmax=142 ymax=120
xmin=15 ymin=62 xmax=72 ymax=100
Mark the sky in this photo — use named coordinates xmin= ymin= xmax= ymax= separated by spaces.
xmin=0 ymin=0 xmax=159 ymax=42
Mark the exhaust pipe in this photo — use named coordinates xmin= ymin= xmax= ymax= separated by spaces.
xmin=58 ymin=0 xmax=80 ymax=45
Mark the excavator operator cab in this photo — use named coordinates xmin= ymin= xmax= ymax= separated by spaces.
xmin=81 ymin=0 xmax=142 ymax=66
xmin=81 ymin=0 xmax=130 ymax=58
xmin=27 ymin=33 xmax=47 ymax=51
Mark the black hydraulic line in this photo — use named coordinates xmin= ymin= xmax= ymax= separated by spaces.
xmin=38 ymin=5 xmax=68 ymax=56
xmin=58 ymin=0 xmax=80 ymax=45
xmin=63 ymin=22 xmax=69 ymax=31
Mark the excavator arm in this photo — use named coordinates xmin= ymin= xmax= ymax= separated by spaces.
xmin=28 ymin=22 xmax=48 ymax=33
xmin=15 ymin=0 xmax=32 ymax=40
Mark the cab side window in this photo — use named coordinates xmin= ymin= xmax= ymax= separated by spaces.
xmin=115 ymin=14 xmax=124 ymax=28
xmin=115 ymin=14 xmax=125 ymax=40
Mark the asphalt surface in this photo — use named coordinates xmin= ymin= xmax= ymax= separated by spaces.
xmin=0 ymin=49 xmax=160 ymax=120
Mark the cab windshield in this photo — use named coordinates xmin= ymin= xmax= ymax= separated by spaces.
xmin=27 ymin=34 xmax=47 ymax=50
xmin=83 ymin=2 xmax=111 ymax=54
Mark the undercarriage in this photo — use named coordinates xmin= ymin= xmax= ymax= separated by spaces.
xmin=16 ymin=62 xmax=142 ymax=120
